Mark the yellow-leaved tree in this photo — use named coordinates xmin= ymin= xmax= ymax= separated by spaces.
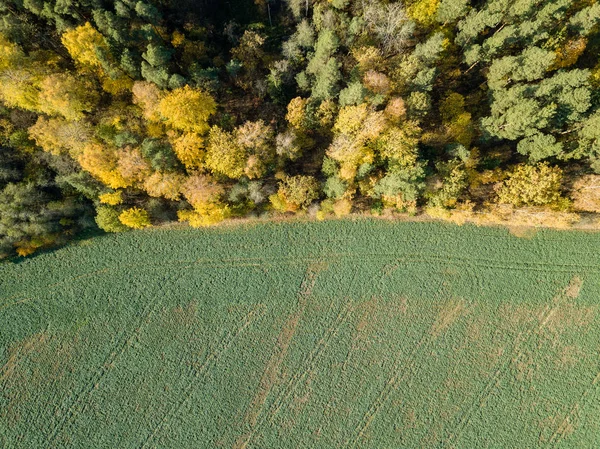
xmin=270 ymin=175 xmax=320 ymax=212
xmin=61 ymin=23 xmax=131 ymax=94
xmin=78 ymin=143 xmax=130 ymax=189
xmin=158 ymin=85 xmax=216 ymax=134
xmin=38 ymin=73 xmax=99 ymax=121
xmin=143 ymin=171 xmax=185 ymax=200
xmin=28 ymin=117 xmax=92 ymax=155
xmin=205 ymin=126 xmax=246 ymax=178
xmin=170 ymin=132 xmax=205 ymax=169
xmin=496 ymin=163 xmax=563 ymax=207
xmin=328 ymin=104 xmax=386 ymax=180
xmin=408 ymin=0 xmax=440 ymax=26
xmin=98 ymin=191 xmax=123 ymax=205
xmin=61 ymin=22 xmax=109 ymax=69
xmin=0 ymin=34 xmax=45 ymax=112
xmin=118 ymin=207 xmax=151 ymax=229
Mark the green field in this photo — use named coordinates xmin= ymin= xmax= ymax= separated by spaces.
xmin=2 ymin=220 xmax=600 ymax=448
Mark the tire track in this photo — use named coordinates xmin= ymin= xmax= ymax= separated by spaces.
xmin=443 ymin=277 xmax=582 ymax=448
xmin=345 ymin=331 xmax=433 ymax=449
xmin=138 ymin=306 xmax=264 ymax=449
xmin=345 ymin=297 xmax=466 ymax=448
xmin=239 ymin=268 xmax=358 ymax=449
xmin=3 ymin=251 xmax=598 ymax=312
xmin=234 ymin=263 xmax=322 ymax=449
xmin=45 ymin=276 xmax=174 ymax=447
xmin=547 ymin=368 xmax=600 ymax=448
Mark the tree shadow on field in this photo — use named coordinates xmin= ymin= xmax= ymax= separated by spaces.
xmin=4 ymin=227 xmax=107 ymax=265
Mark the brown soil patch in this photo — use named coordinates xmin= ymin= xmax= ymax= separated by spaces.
xmin=555 ymin=345 xmax=584 ymax=369
xmin=565 ymin=276 xmax=583 ymax=299
xmin=431 ymin=299 xmax=468 ymax=338
xmin=234 ymin=265 xmax=321 ymax=449
xmin=1 ymin=331 xmax=49 ymax=383
xmin=508 ymin=226 xmax=539 ymax=238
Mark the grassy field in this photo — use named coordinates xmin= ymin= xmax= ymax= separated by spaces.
xmin=1 ymin=220 xmax=600 ymax=448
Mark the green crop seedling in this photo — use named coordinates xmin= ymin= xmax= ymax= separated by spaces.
xmin=1 ymin=220 xmax=600 ymax=448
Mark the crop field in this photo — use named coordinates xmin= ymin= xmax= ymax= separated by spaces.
xmin=1 ymin=220 xmax=600 ymax=448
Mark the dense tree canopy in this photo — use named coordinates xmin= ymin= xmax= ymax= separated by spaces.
xmin=1 ymin=0 xmax=600 ymax=257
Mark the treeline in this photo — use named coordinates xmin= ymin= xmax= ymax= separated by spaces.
xmin=1 ymin=0 xmax=600 ymax=257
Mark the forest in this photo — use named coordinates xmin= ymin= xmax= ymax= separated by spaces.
xmin=1 ymin=0 xmax=600 ymax=258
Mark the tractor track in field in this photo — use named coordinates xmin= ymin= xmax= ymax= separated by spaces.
xmin=234 ymin=263 xmax=322 ymax=449
xmin=45 ymin=275 xmax=177 ymax=447
xmin=547 ymin=367 xmax=600 ymax=448
xmin=239 ymin=268 xmax=358 ymax=449
xmin=3 ymin=250 xmax=599 ymax=313
xmin=443 ymin=277 xmax=583 ymax=448
xmin=138 ymin=305 xmax=265 ymax=449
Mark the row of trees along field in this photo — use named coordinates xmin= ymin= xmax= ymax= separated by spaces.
xmin=1 ymin=0 xmax=600 ymax=257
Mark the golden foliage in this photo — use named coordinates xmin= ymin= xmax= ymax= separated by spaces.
xmin=28 ymin=117 xmax=92 ymax=155
xmin=146 ymin=122 xmax=166 ymax=138
xmin=118 ymin=207 xmax=151 ymax=229
xmin=0 ymin=67 xmax=43 ymax=111
xmin=171 ymin=132 xmax=205 ymax=169
xmin=381 ymin=193 xmax=417 ymax=212
xmin=101 ymin=76 xmax=134 ymax=95
xmin=0 ymin=33 xmax=24 ymax=71
xmin=61 ymin=22 xmax=109 ymax=69
xmin=16 ymin=245 xmax=37 ymax=257
xmin=316 ymin=100 xmax=337 ymax=128
xmin=143 ymin=171 xmax=185 ymax=200
xmin=376 ymin=123 xmax=421 ymax=166
xmin=286 ymin=97 xmax=308 ymax=129
xmin=333 ymin=198 xmax=353 ymax=217
xmin=38 ymin=73 xmax=99 ymax=121
xmin=327 ymin=136 xmax=367 ymax=181
xmin=99 ymin=191 xmax=123 ymax=205
xmin=177 ymin=203 xmax=231 ymax=227
xmin=496 ymin=163 xmax=563 ymax=207
xmin=270 ymin=175 xmax=319 ymax=212
xmin=171 ymin=30 xmax=186 ymax=47
xmin=158 ymin=85 xmax=216 ymax=134
xmin=78 ymin=143 xmax=130 ymax=189
xmin=205 ymin=126 xmax=246 ymax=178
xmin=352 ymin=46 xmax=383 ymax=73
xmin=334 ymin=104 xmax=369 ymax=135
xmin=408 ymin=0 xmax=440 ymax=26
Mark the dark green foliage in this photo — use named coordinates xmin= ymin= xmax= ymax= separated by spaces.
xmin=323 ymin=175 xmax=346 ymax=199
xmin=95 ymin=205 xmax=128 ymax=232
xmin=0 ymin=182 xmax=78 ymax=255
xmin=141 ymin=138 xmax=180 ymax=171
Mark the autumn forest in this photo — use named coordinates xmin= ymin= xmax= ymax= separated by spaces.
xmin=1 ymin=0 xmax=600 ymax=258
